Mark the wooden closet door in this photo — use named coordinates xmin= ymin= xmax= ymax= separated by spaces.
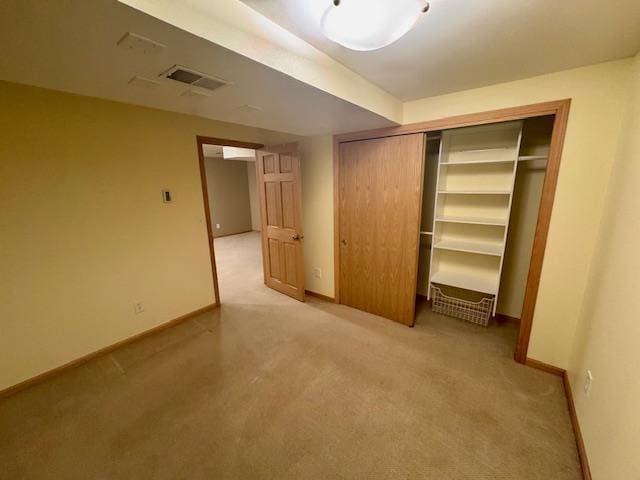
xmin=339 ymin=134 xmax=426 ymax=326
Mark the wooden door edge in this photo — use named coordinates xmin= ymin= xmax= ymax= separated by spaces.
xmin=406 ymin=133 xmax=428 ymax=327
xmin=255 ymin=150 xmax=273 ymax=290
xmin=294 ymin=152 xmax=305 ymax=301
xmin=333 ymin=136 xmax=341 ymax=304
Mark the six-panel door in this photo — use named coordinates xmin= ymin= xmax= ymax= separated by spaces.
xmin=256 ymin=145 xmax=305 ymax=301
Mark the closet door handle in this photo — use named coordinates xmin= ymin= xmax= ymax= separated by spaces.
xmin=292 ymin=233 xmax=303 ymax=241
xmin=341 ymin=239 xmax=347 ymax=246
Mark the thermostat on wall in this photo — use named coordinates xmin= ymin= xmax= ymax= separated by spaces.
xmin=162 ymin=189 xmax=172 ymax=203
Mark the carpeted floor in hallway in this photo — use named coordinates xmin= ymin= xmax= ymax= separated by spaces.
xmin=0 ymin=231 xmax=581 ymax=479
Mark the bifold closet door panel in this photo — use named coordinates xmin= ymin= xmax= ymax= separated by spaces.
xmin=338 ymin=134 xmax=426 ymax=326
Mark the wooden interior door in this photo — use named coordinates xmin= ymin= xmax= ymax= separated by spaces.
xmin=256 ymin=144 xmax=305 ymax=301
xmin=339 ymin=134 xmax=426 ymax=326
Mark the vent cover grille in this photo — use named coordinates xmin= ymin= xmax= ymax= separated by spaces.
xmin=161 ymin=65 xmax=230 ymax=92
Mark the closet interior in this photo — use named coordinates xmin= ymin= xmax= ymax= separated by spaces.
xmin=417 ymin=116 xmax=554 ymax=326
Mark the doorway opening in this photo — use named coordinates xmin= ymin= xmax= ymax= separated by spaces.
xmin=196 ymin=136 xmax=307 ymax=306
xmin=196 ymin=136 xmax=264 ymax=305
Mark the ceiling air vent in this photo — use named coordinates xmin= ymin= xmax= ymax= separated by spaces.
xmin=160 ymin=65 xmax=231 ymax=92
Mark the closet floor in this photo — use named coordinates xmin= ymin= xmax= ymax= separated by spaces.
xmin=0 ymin=233 xmax=581 ymax=479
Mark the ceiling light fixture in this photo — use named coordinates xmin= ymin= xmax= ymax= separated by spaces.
xmin=320 ymin=0 xmax=430 ymax=51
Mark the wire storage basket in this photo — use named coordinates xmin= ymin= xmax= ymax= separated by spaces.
xmin=431 ymin=285 xmax=494 ymax=327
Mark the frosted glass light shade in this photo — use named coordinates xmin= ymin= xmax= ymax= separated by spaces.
xmin=320 ymin=0 xmax=427 ymax=51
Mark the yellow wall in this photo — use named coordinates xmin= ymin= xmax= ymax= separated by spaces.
xmin=299 ymin=135 xmax=335 ymax=297
xmin=0 ymin=81 xmax=297 ymax=391
xmin=567 ymin=53 xmax=640 ymax=480
xmin=204 ymin=157 xmax=252 ymax=237
xmin=403 ymin=59 xmax=633 ymax=367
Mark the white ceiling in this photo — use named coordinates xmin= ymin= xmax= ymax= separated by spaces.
xmin=2 ymin=0 xmax=639 ymax=137
xmin=0 ymin=0 xmax=395 ymax=136
xmin=241 ymin=0 xmax=640 ymax=101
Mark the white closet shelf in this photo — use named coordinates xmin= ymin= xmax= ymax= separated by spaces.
xmin=428 ymin=120 xmax=524 ymax=318
xmin=518 ymin=154 xmax=548 ymax=161
xmin=437 ymin=190 xmax=511 ymax=195
xmin=435 ymin=216 xmax=507 ymax=226
xmin=440 ymin=159 xmax=516 ymax=166
xmin=449 ymin=147 xmax=509 ymax=153
xmin=433 ymin=239 xmax=503 ymax=256
xmin=431 ymin=271 xmax=499 ymax=295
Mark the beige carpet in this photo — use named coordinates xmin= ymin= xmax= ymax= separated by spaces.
xmin=0 ymin=232 xmax=581 ymax=479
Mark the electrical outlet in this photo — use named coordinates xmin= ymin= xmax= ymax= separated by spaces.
xmin=215 ymin=223 xmax=221 ymax=229
xmin=133 ymin=302 xmax=145 ymax=314
xmin=584 ymin=370 xmax=593 ymax=396
xmin=313 ymin=267 xmax=322 ymax=279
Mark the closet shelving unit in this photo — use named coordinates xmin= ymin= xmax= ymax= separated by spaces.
xmin=427 ymin=121 xmax=524 ymax=317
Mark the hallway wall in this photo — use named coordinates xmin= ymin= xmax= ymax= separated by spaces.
xmin=204 ymin=157 xmax=252 ymax=237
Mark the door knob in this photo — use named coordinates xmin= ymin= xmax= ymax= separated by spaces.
xmin=292 ymin=233 xmax=303 ymax=241
xmin=341 ymin=239 xmax=347 ymax=246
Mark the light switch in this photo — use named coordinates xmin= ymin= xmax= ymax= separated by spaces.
xmin=162 ymin=189 xmax=172 ymax=203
